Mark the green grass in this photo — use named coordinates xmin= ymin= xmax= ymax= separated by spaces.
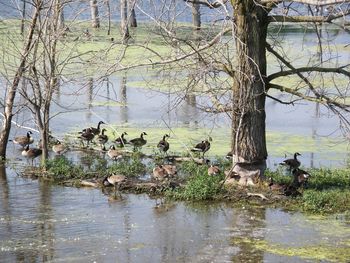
xmin=107 ymin=154 xmax=147 ymax=177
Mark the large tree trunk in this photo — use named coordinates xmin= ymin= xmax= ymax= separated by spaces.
xmin=121 ymin=0 xmax=130 ymax=44
xmin=90 ymin=0 xmax=100 ymax=28
xmin=0 ymin=4 xmax=40 ymax=160
xmin=230 ymin=1 xmax=269 ymax=183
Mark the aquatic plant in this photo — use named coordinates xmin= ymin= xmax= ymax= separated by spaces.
xmin=46 ymin=156 xmax=85 ymax=181
xmin=107 ymin=155 xmax=146 ymax=177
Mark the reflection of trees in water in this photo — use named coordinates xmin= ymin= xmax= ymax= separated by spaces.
xmin=182 ymin=93 xmax=199 ymax=128
xmin=120 ymin=74 xmax=128 ymax=123
xmin=231 ymin=207 xmax=266 ymax=262
xmin=86 ymin=78 xmax=93 ymax=122
xmin=0 ymin=165 xmax=11 ymax=233
xmin=310 ymin=102 xmax=320 ymax=168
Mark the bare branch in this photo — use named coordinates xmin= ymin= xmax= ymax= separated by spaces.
xmin=269 ymin=10 xmax=350 ymax=23
xmin=183 ymin=0 xmax=228 ymax=9
xmin=261 ymin=0 xmax=350 ymax=6
xmin=267 ymin=65 xmax=350 ymax=82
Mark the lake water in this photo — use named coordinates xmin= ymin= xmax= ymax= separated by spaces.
xmin=1 ymin=166 xmax=350 ymax=262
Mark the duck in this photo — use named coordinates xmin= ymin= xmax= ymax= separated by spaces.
xmin=22 ymin=145 xmax=42 ymax=165
xmin=162 ymin=164 xmax=177 ymax=177
xmin=157 ymin=134 xmax=170 ymax=155
xmin=114 ymin=132 xmax=128 ymax=147
xmin=129 ymin=132 xmax=147 ymax=151
xmin=13 ymin=131 xmax=34 ymax=148
xmin=292 ymin=168 xmax=311 ymax=188
xmin=97 ymin=128 xmax=108 ymax=149
xmin=280 ymin=152 xmax=301 ymax=171
xmin=52 ymin=141 xmax=67 ymax=155
xmin=191 ymin=137 xmax=212 ymax=158
xmin=107 ymin=145 xmax=123 ymax=160
xmin=152 ymin=165 xmax=168 ymax=181
xmin=208 ymin=163 xmax=221 ymax=176
xmin=103 ymin=174 xmax=126 ymax=197
xmin=78 ymin=128 xmax=95 ymax=147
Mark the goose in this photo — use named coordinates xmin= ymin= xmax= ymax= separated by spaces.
xmin=107 ymin=145 xmax=123 ymax=160
xmin=97 ymin=128 xmax=108 ymax=149
xmin=114 ymin=132 xmax=128 ymax=147
xmin=103 ymin=174 xmax=126 ymax=197
xmin=292 ymin=168 xmax=311 ymax=188
xmin=78 ymin=128 xmax=95 ymax=147
xmin=268 ymin=177 xmax=301 ymax=197
xmin=208 ymin=164 xmax=221 ymax=176
xmin=152 ymin=165 xmax=168 ymax=181
xmin=191 ymin=137 xmax=212 ymax=158
xmin=13 ymin=131 xmax=34 ymax=148
xmin=225 ymin=150 xmax=233 ymax=160
xmin=84 ymin=121 xmax=105 ymax=136
xmin=52 ymin=141 xmax=67 ymax=155
xmin=129 ymin=132 xmax=147 ymax=151
xmin=280 ymin=152 xmax=301 ymax=171
xmin=157 ymin=134 xmax=170 ymax=155
xmin=22 ymin=145 xmax=42 ymax=165
xmin=162 ymin=164 xmax=177 ymax=177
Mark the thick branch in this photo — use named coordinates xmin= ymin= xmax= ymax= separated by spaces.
xmin=183 ymin=0 xmax=228 ymax=8
xmin=267 ymin=65 xmax=350 ymax=82
xmin=261 ymin=0 xmax=350 ymax=6
xmin=269 ymin=11 xmax=350 ymax=23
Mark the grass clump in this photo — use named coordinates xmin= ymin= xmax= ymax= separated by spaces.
xmin=46 ymin=156 xmax=84 ymax=181
xmin=167 ymin=161 xmax=225 ymax=201
xmin=107 ymin=156 xmax=146 ymax=177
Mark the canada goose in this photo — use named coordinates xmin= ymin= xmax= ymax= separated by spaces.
xmin=97 ymin=128 xmax=108 ymax=148
xmin=280 ymin=152 xmax=301 ymax=171
xmin=157 ymin=134 xmax=170 ymax=154
xmin=292 ymin=168 xmax=311 ymax=188
xmin=85 ymin=121 xmax=105 ymax=136
xmin=152 ymin=165 xmax=168 ymax=181
xmin=107 ymin=145 xmax=123 ymax=160
xmin=191 ymin=137 xmax=212 ymax=158
xmin=208 ymin=164 xmax=221 ymax=176
xmin=78 ymin=128 xmax=95 ymax=147
xmin=52 ymin=141 xmax=67 ymax=155
xmin=268 ymin=177 xmax=287 ymax=192
xmin=162 ymin=164 xmax=177 ymax=177
xmin=103 ymin=174 xmax=126 ymax=197
xmin=114 ymin=132 xmax=128 ymax=147
xmin=22 ymin=145 xmax=42 ymax=165
xmin=129 ymin=132 xmax=147 ymax=151
xmin=13 ymin=131 xmax=34 ymax=148
xmin=226 ymin=150 xmax=233 ymax=160
xmin=268 ymin=177 xmax=300 ymax=197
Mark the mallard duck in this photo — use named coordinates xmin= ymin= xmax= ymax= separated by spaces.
xmin=97 ymin=128 xmax=108 ymax=148
xmin=107 ymin=145 xmax=123 ymax=160
xmin=13 ymin=131 xmax=34 ymax=148
xmin=114 ymin=132 xmax=128 ymax=147
xmin=152 ymin=165 xmax=168 ymax=181
xmin=157 ymin=134 xmax=170 ymax=154
xmin=103 ymin=174 xmax=126 ymax=197
xmin=280 ymin=152 xmax=301 ymax=171
xmin=22 ymin=145 xmax=42 ymax=165
xmin=78 ymin=128 xmax=95 ymax=146
xmin=191 ymin=137 xmax=212 ymax=158
xmin=129 ymin=132 xmax=147 ymax=151
xmin=52 ymin=141 xmax=67 ymax=155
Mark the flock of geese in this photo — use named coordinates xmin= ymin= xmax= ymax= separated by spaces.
xmin=12 ymin=121 xmax=310 ymax=195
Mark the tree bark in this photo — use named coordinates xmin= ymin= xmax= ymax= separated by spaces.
xmin=192 ymin=0 xmax=201 ymax=30
xmin=121 ymin=0 xmax=130 ymax=43
xmin=90 ymin=0 xmax=100 ymax=28
xmin=230 ymin=0 xmax=269 ymax=179
xmin=0 ymin=3 xmax=40 ymax=160
xmin=128 ymin=0 xmax=137 ymax=28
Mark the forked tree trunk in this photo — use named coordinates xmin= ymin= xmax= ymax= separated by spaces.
xmin=121 ymin=0 xmax=130 ymax=43
xmin=231 ymin=0 xmax=269 ymax=183
xmin=128 ymin=0 xmax=137 ymax=27
xmin=0 ymin=4 xmax=40 ymax=160
xmin=90 ymin=0 xmax=100 ymax=28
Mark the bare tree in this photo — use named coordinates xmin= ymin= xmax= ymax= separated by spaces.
xmin=121 ymin=0 xmax=130 ymax=43
xmin=191 ymin=0 xmax=201 ymax=30
xmin=128 ymin=0 xmax=137 ymax=27
xmin=0 ymin=1 xmax=41 ymax=160
xmin=90 ymin=0 xmax=100 ymax=28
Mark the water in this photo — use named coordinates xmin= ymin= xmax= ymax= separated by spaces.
xmin=1 ymin=166 xmax=349 ymax=262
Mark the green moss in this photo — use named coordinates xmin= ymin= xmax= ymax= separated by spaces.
xmin=232 ymin=237 xmax=350 ymax=263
